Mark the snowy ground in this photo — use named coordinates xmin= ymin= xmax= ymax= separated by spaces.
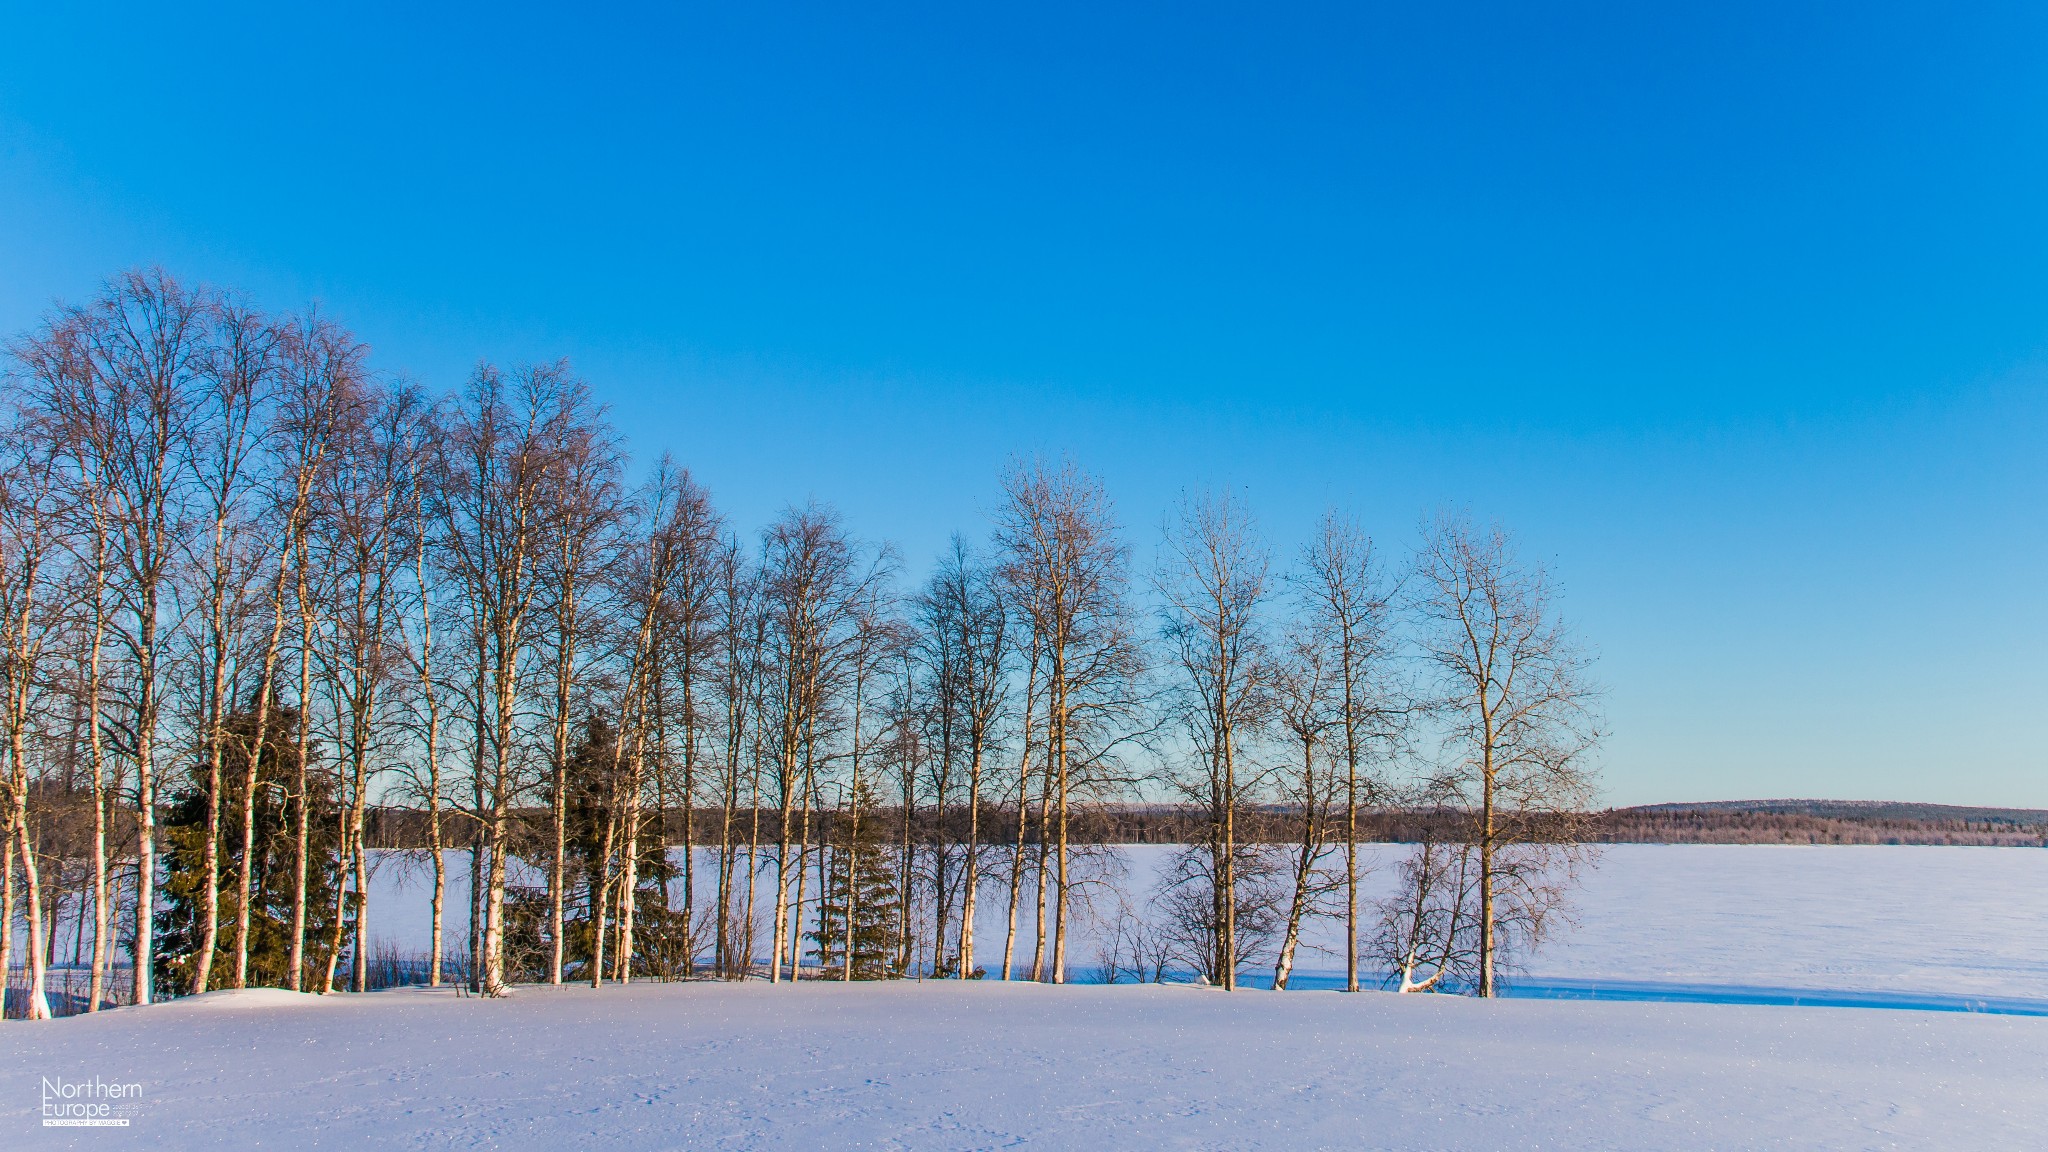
xmin=363 ymin=843 xmax=2048 ymax=1004
xmin=8 ymin=980 xmax=2048 ymax=1150
xmin=11 ymin=845 xmax=2048 ymax=1148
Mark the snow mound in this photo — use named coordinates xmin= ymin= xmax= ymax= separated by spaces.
xmin=160 ymin=988 xmax=337 ymax=1010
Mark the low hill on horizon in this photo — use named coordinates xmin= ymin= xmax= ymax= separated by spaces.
xmin=1596 ymin=799 xmax=2048 ymax=846
xmin=1625 ymin=799 xmax=2048 ymax=824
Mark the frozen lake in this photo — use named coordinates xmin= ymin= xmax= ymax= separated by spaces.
xmin=362 ymin=842 xmax=2048 ymax=1010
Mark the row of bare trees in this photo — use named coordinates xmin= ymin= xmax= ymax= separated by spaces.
xmin=1142 ymin=494 xmax=1599 ymax=997
xmin=0 ymin=270 xmax=1600 ymax=1016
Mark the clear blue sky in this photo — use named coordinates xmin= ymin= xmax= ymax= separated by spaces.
xmin=3 ymin=2 xmax=2043 ymax=806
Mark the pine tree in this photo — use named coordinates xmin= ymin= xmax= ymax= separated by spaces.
xmin=155 ymin=698 xmax=345 ymax=995
xmin=810 ymin=777 xmax=903 ymax=980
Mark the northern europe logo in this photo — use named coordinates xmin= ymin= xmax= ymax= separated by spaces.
xmin=40 ymin=1075 xmax=143 ymax=1127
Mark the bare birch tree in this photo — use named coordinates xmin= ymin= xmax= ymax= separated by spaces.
xmin=1269 ymin=621 xmax=1338 ymax=991
xmin=994 ymin=458 xmax=1139 ymax=984
xmin=436 ymin=363 xmax=567 ymax=995
xmin=76 ymin=271 xmax=207 ymax=1006
xmin=1411 ymin=512 xmax=1600 ymax=997
xmin=536 ymin=394 xmax=621 ymax=985
xmin=596 ymin=459 xmax=710 ymax=983
xmin=1157 ymin=491 xmax=1271 ymax=991
xmin=314 ymin=384 xmax=425 ymax=992
xmin=1295 ymin=511 xmax=1400 ymax=992
xmin=0 ymin=412 xmax=66 ymax=1018
xmin=915 ymin=539 xmax=1008 ymax=977
xmin=13 ymin=312 xmax=122 ymax=1011
xmin=180 ymin=298 xmax=274 ymax=994
xmin=645 ymin=464 xmax=721 ymax=975
xmin=710 ymin=535 xmax=761 ymax=978
xmin=392 ymin=398 xmax=451 ymax=986
xmin=759 ymin=505 xmax=888 ymax=983
xmin=257 ymin=313 xmax=364 ymax=991
xmin=998 ymin=625 xmax=1042 ymax=981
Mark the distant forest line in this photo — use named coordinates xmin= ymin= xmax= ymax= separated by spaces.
xmin=336 ymin=801 xmax=2048 ymax=850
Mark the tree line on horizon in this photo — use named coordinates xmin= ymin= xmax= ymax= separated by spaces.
xmin=0 ymin=269 xmax=1601 ymax=1019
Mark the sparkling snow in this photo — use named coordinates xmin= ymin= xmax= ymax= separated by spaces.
xmin=7 ymin=980 xmax=2047 ymax=1149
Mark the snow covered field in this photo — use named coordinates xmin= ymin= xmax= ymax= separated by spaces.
xmin=365 ymin=843 xmax=2048 ymax=1004
xmin=8 ymin=980 xmax=2048 ymax=1150
xmin=9 ymin=845 xmax=2048 ymax=1149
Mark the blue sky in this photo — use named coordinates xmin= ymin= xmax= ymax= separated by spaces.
xmin=3 ymin=2 xmax=2043 ymax=805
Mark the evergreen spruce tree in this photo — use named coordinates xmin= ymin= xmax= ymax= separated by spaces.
xmin=541 ymin=714 xmax=692 ymax=980
xmin=155 ymin=698 xmax=345 ymax=995
xmin=811 ymin=777 xmax=903 ymax=980
xmin=625 ymin=830 xmax=690 ymax=979
xmin=550 ymin=714 xmax=621 ymax=978
xmin=499 ymin=885 xmax=555 ymax=984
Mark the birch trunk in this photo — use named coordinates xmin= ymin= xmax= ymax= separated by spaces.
xmin=1049 ymin=646 xmax=1069 ymax=985
xmin=131 ymin=600 xmax=159 ymax=1007
xmin=1029 ymin=774 xmax=1050 ymax=982
xmin=958 ymin=743 xmax=981 ymax=977
xmin=83 ymin=531 xmax=111 ymax=1009
xmin=1 ymin=812 xmax=14 ymax=1017
xmin=590 ymin=812 xmax=614 ymax=988
xmin=1273 ymin=790 xmax=1320 ymax=991
xmin=769 ymin=761 xmax=794 ymax=983
xmin=546 ymin=563 xmax=579 ymax=985
xmin=286 ymin=574 xmax=316 ymax=991
xmin=743 ymin=754 xmax=761 ymax=976
xmin=235 ymin=568 xmax=290 ymax=987
xmin=86 ymin=681 xmax=109 ymax=1011
xmin=416 ymin=514 xmax=446 ymax=988
xmin=15 ymin=817 xmax=52 ymax=1018
xmin=999 ymin=652 xmax=1037 ymax=981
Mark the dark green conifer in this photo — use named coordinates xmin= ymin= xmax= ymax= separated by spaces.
xmin=810 ymin=777 xmax=903 ymax=979
xmin=528 ymin=714 xmax=689 ymax=980
xmin=154 ymin=697 xmax=345 ymax=995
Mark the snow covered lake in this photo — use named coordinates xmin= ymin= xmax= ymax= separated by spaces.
xmin=363 ymin=843 xmax=2048 ymax=1008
